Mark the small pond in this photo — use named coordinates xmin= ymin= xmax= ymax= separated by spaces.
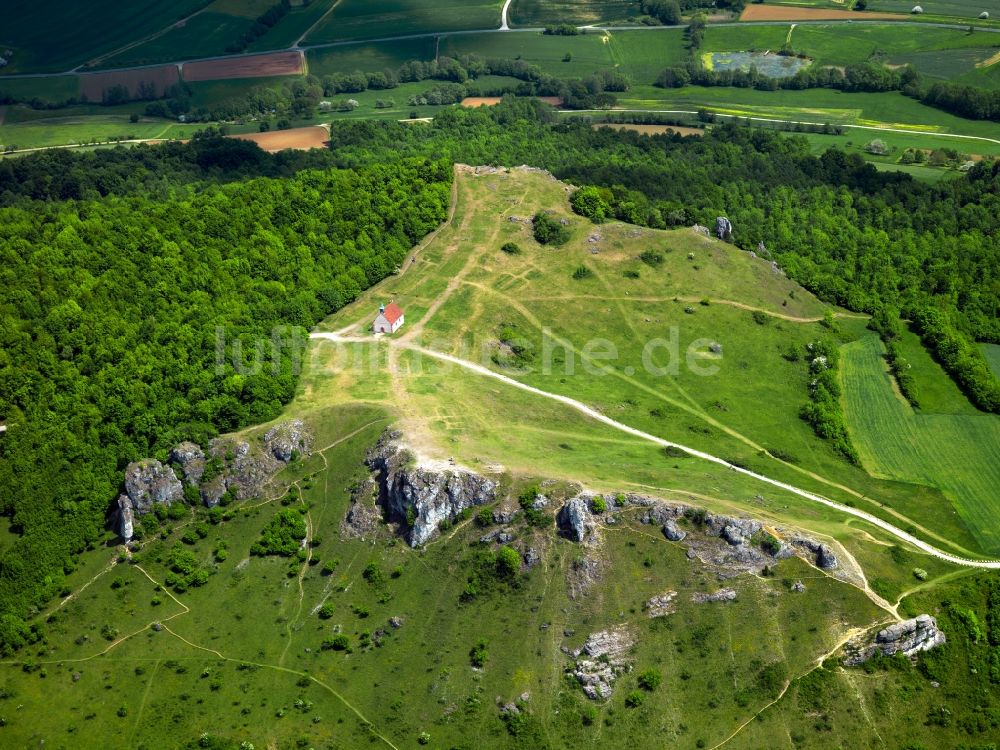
xmin=704 ymin=51 xmax=812 ymax=78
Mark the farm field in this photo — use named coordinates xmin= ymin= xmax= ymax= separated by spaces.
xmin=0 ymin=0 xmax=208 ymax=73
xmin=841 ymin=334 xmax=1000 ymax=554
xmin=315 ymin=167 xmax=986 ymax=558
xmin=301 ymin=0 xmax=505 ymax=44
xmin=306 ymin=38 xmax=438 ymax=77
xmin=182 ymin=51 xmax=305 ymax=82
xmin=509 ymin=0 xmax=643 ymax=25
xmin=863 ymin=0 xmax=996 ymax=16
xmin=231 ymin=125 xmax=329 ymax=151
xmin=95 ymin=12 xmax=262 ymax=70
xmin=740 ymin=5 xmax=905 ymax=21
xmin=792 ymin=129 xmax=1000 ymax=169
xmin=984 ymin=343 xmax=1000 ymax=380
xmin=618 ymin=84 xmax=1000 ymax=141
xmin=894 ymin=327 xmax=984 ymax=415
xmin=247 ymin=0 xmax=342 ymax=51
xmin=79 ymin=66 xmax=180 ymax=102
xmin=0 ymin=116 xmax=201 ymax=151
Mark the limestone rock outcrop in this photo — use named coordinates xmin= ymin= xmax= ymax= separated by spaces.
xmin=557 ymin=496 xmax=593 ymax=542
xmin=115 ymin=420 xmax=312 ymax=538
xmin=116 ymin=495 xmax=134 ymax=541
xmin=570 ymin=627 xmax=634 ymax=700
xmin=263 ymin=419 xmax=312 ymax=462
xmin=123 ymin=460 xmax=183 ymax=514
xmin=364 ymin=432 xmax=497 ymax=547
xmin=169 ymin=441 xmax=205 ymax=486
xmin=844 ymin=615 xmax=945 ymax=665
xmin=692 ymin=588 xmax=737 ymax=603
xmin=792 ymin=537 xmax=839 ymax=570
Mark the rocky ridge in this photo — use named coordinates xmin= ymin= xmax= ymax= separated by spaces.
xmin=115 ymin=419 xmax=312 ymax=540
xmin=844 ymin=615 xmax=946 ymax=666
xmin=359 ymin=431 xmax=498 ymax=547
xmin=570 ymin=627 xmax=634 ymax=700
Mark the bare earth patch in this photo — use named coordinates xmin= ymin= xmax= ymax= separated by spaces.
xmin=461 ymin=96 xmax=563 ymax=107
xmin=231 ymin=126 xmax=329 ymax=152
xmin=80 ymin=66 xmax=180 ymax=101
xmin=182 ymin=50 xmax=304 ymax=82
xmin=740 ymin=5 xmax=904 ymax=20
xmin=594 ymin=123 xmax=705 ymax=137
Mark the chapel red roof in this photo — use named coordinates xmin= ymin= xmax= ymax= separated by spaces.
xmin=381 ymin=302 xmax=403 ymax=324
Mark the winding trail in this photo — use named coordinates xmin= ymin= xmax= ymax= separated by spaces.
xmin=500 ymin=0 xmax=513 ymax=31
xmin=310 ymin=331 xmax=1000 ymax=569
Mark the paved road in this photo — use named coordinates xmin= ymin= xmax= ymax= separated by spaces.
xmin=310 ymin=330 xmax=1000 ymax=569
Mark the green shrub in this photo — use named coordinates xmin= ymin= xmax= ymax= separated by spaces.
xmin=500 ymin=242 xmax=521 ymax=254
xmin=250 ymin=509 xmax=307 ymax=557
xmin=318 ymin=603 xmax=335 ymax=620
xmin=590 ymin=497 xmax=607 ymax=514
xmin=532 ymin=212 xmax=570 ymax=245
xmin=572 ymin=265 xmax=592 ymax=280
xmin=624 ymin=690 xmax=645 ymax=708
xmin=639 ymin=250 xmax=663 ymax=266
xmin=469 ymin=639 xmax=489 ymax=668
xmin=637 ymin=668 xmax=662 ymax=691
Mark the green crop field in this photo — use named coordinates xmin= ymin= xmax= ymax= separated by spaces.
xmin=0 ymin=0 xmax=208 ymax=73
xmin=618 ymin=84 xmax=1000 ymax=139
xmin=841 ymin=334 xmax=1000 ymax=554
xmin=247 ymin=0 xmax=342 ymax=51
xmin=308 ymin=38 xmax=439 ymax=77
xmin=864 ymin=0 xmax=995 ymax=16
xmin=0 ymin=75 xmax=80 ymax=105
xmin=894 ymin=327 xmax=984 ymax=415
xmin=302 ymin=0 xmax=505 ymax=44
xmin=984 ymin=343 xmax=1000 ymax=380
xmin=95 ymin=13 xmax=261 ymax=69
xmin=509 ymin=0 xmax=643 ymax=25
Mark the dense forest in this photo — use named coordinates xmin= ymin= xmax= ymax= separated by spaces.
xmin=0 ymin=151 xmax=450 ymax=651
xmin=2 ymin=99 xmax=999 ymax=653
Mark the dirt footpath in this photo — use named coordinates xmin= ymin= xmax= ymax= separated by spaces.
xmin=740 ymin=5 xmax=904 ymax=20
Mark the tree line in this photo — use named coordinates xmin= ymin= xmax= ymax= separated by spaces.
xmin=655 ymin=57 xmax=1000 ymax=123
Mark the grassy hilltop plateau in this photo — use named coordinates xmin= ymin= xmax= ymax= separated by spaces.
xmin=2 ymin=2 xmax=1000 ymax=750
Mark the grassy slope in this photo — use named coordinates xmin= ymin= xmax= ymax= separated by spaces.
xmin=314 ymin=167 xmax=985 ymax=558
xmin=840 ymin=334 xmax=1000 ymax=553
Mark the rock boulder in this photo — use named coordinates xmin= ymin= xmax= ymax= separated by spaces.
xmin=557 ymin=497 xmax=592 ymax=542
xmin=844 ymin=615 xmax=945 ymax=665
xmin=123 ymin=460 xmax=183 ymax=514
